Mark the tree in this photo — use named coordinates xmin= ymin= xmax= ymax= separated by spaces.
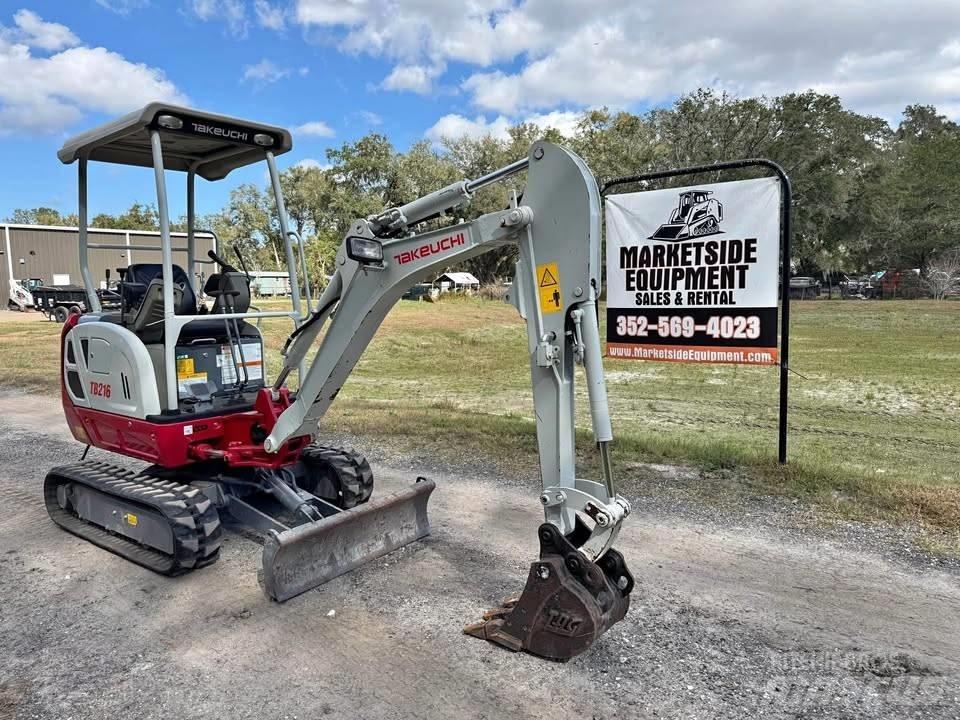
xmin=27 ymin=91 xmax=931 ymax=287
xmin=224 ymin=184 xmax=281 ymax=268
xmin=571 ymin=108 xmax=663 ymax=188
xmin=91 ymin=202 xmax=159 ymax=230
xmin=841 ymin=107 xmax=960 ymax=271
xmin=6 ymin=207 xmax=78 ymax=226
xmin=923 ymin=249 xmax=960 ymax=300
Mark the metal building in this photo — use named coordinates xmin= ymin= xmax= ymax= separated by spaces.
xmin=2 ymin=224 xmax=216 ymax=307
xmin=249 ymin=270 xmax=292 ymax=297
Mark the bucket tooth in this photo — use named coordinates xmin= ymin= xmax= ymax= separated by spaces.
xmin=464 ymin=523 xmax=634 ymax=662
xmin=261 ymin=478 xmax=435 ymax=602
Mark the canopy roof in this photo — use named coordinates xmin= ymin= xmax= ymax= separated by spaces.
xmin=58 ymin=103 xmax=293 ymax=181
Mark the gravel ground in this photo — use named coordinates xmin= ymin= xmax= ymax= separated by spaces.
xmin=0 ymin=392 xmax=958 ymax=720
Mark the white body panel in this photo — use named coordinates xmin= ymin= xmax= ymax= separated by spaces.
xmin=65 ymin=320 xmax=161 ymax=418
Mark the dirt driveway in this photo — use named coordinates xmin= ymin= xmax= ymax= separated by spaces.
xmin=0 ymin=392 xmax=957 ymax=719
xmin=0 ymin=310 xmax=50 ymax=323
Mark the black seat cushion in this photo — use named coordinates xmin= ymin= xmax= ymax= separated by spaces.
xmin=123 ymin=264 xmax=196 ymax=316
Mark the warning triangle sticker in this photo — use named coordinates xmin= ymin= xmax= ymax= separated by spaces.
xmin=539 ymin=267 xmax=558 ymax=287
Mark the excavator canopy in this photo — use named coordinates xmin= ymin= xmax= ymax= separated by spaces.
xmin=57 ymin=103 xmax=293 ymax=180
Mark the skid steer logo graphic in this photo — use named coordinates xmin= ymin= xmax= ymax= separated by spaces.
xmin=649 ymin=189 xmax=724 ymax=242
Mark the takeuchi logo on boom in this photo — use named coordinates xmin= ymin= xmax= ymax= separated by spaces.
xmin=649 ymin=189 xmax=724 ymax=242
xmin=393 ymin=232 xmax=466 ymax=265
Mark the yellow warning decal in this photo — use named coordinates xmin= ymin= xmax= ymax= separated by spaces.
xmin=176 ymin=356 xmax=195 ymax=375
xmin=123 ymin=513 xmax=138 ymax=527
xmin=537 ymin=262 xmax=562 ymax=314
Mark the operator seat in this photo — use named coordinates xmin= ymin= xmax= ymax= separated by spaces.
xmin=121 ymin=264 xmax=196 ymax=344
xmin=120 ymin=263 xmax=256 ymax=345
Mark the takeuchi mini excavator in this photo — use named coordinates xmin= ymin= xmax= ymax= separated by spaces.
xmin=45 ymin=104 xmax=633 ymax=661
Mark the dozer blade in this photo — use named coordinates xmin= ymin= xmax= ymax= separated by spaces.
xmin=262 ymin=478 xmax=434 ymax=602
xmin=649 ymin=222 xmax=687 ymax=241
xmin=464 ymin=523 xmax=634 ymax=662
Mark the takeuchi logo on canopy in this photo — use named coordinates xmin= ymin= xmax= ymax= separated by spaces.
xmin=649 ymin=189 xmax=724 ymax=242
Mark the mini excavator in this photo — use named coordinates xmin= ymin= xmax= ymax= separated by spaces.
xmin=45 ymin=104 xmax=633 ymax=661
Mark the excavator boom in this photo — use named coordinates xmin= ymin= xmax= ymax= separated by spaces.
xmin=267 ymin=141 xmax=634 ymax=660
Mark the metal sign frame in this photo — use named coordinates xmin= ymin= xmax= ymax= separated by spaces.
xmin=601 ymin=159 xmax=792 ymax=464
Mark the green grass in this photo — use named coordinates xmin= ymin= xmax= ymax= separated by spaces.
xmin=4 ymin=298 xmax=959 ymax=539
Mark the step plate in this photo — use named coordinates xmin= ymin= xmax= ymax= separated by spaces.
xmin=261 ymin=478 xmax=435 ymax=602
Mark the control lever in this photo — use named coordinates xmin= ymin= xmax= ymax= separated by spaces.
xmin=117 ymin=267 xmax=127 ymax=324
xmin=233 ymin=245 xmax=252 ymax=281
xmin=207 ymin=248 xmax=238 ymax=273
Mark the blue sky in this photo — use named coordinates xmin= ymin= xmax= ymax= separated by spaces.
xmin=1 ymin=1 xmax=959 ymax=223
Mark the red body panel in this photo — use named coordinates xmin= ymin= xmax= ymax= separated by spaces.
xmin=60 ymin=314 xmax=308 ymax=469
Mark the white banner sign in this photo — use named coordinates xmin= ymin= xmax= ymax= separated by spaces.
xmin=605 ymin=177 xmax=780 ymax=365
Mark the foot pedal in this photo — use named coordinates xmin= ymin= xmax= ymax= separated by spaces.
xmin=464 ymin=523 xmax=633 ymax=661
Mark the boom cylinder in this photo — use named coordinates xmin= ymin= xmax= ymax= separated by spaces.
xmin=371 ymin=157 xmax=531 ymax=234
xmin=465 ymin=157 xmax=529 ymax=193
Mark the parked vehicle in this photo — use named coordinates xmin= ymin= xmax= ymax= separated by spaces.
xmin=789 ymin=276 xmax=821 ymax=299
xmin=401 ymin=282 xmax=439 ymax=301
xmin=7 ymin=277 xmax=42 ymax=311
xmin=840 ymin=274 xmax=878 ymax=299
xmin=32 ymin=271 xmax=121 ymax=322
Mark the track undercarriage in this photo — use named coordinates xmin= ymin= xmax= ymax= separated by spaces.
xmin=44 ymin=445 xmax=433 ymax=600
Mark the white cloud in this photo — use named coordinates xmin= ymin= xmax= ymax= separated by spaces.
xmin=242 ymin=58 xmax=291 ymax=83
xmin=463 ymin=3 xmax=960 ymax=119
xmin=187 ymin=0 xmax=248 ymax=38
xmin=425 ymin=109 xmax=582 ymax=144
xmin=425 ymin=114 xmax=512 ymax=143
xmin=294 ymin=0 xmax=960 ymax=121
xmin=522 ymin=110 xmax=582 ymax=137
xmin=295 ymin=0 xmax=530 ymax=67
xmin=941 ymin=40 xmax=960 ymax=61
xmin=381 ymin=64 xmax=442 ymax=94
xmin=0 ymin=10 xmax=186 ymax=134
xmin=5 ymin=9 xmax=79 ymax=51
xmin=242 ymin=60 xmax=307 ymax=86
xmin=293 ymin=120 xmax=335 ymax=137
xmin=358 ymin=110 xmax=382 ymax=126
xmin=254 ymin=0 xmax=285 ymax=30
xmin=95 ymin=0 xmax=150 ymax=15
xmin=295 ymin=1 xmax=372 ymax=27
xmin=294 ymin=158 xmax=330 ymax=170
xmin=264 ymin=157 xmax=331 ymax=182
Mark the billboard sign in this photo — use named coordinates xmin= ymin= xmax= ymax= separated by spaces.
xmin=605 ymin=177 xmax=781 ymax=365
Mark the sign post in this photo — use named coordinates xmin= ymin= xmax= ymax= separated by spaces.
xmin=602 ymin=160 xmax=792 ymax=464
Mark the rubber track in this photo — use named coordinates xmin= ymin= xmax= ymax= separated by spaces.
xmin=301 ymin=445 xmax=374 ymax=508
xmin=44 ymin=461 xmax=222 ymax=576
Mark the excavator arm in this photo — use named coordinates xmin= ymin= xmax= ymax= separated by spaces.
xmin=268 ymin=141 xmax=633 ymax=660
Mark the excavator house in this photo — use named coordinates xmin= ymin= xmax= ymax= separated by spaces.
xmin=44 ymin=104 xmax=634 ymax=662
